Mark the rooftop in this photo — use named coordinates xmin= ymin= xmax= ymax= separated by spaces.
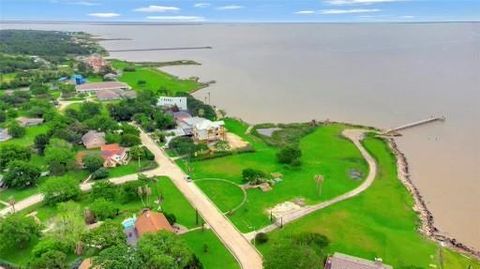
xmin=76 ymin=81 xmax=130 ymax=92
xmin=135 ymin=209 xmax=174 ymax=237
xmin=325 ymin=252 xmax=393 ymax=269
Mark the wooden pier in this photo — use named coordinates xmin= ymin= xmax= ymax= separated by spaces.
xmin=382 ymin=116 xmax=446 ymax=135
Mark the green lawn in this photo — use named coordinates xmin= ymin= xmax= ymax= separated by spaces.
xmin=256 ymin=135 xmax=480 ymax=269
xmin=0 ymin=72 xmax=17 ymax=83
xmin=111 ymin=60 xmax=201 ymax=95
xmin=2 ymin=124 xmax=50 ymax=146
xmin=107 ymin=160 xmax=157 ymax=178
xmin=182 ymin=229 xmax=240 ymax=269
xmin=184 ymin=118 xmax=368 ymax=232
xmin=195 ymin=180 xmax=245 ymax=213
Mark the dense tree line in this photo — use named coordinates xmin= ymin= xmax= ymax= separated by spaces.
xmin=0 ymin=30 xmax=99 ymax=61
xmin=0 ymin=54 xmax=41 ymax=74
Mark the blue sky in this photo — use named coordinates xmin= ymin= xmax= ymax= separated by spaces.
xmin=1 ymin=0 xmax=479 ymax=22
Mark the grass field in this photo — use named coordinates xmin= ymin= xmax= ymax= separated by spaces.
xmin=182 ymin=229 xmax=240 ymax=269
xmin=184 ymin=118 xmax=368 ymax=232
xmin=0 ymin=72 xmax=16 ymax=83
xmin=256 ymin=136 xmax=480 ymax=269
xmin=195 ymin=180 xmax=246 ymax=213
xmin=2 ymin=124 xmax=50 ymax=146
xmin=111 ymin=60 xmax=201 ymax=95
xmin=107 ymin=160 xmax=157 ymax=178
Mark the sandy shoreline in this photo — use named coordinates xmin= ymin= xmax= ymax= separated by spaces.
xmin=387 ymin=138 xmax=480 ymax=259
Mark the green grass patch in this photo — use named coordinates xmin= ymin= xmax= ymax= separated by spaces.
xmin=195 ymin=180 xmax=245 ymax=213
xmin=111 ymin=60 xmax=201 ymax=95
xmin=184 ymin=119 xmax=367 ymax=232
xmin=2 ymin=124 xmax=49 ymax=146
xmin=182 ymin=229 xmax=240 ymax=269
xmin=257 ymin=136 xmax=480 ymax=269
xmin=0 ymin=72 xmax=17 ymax=83
xmin=107 ymin=160 xmax=157 ymax=178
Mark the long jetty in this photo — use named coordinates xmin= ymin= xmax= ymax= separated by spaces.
xmin=109 ymin=46 xmax=212 ymax=52
xmin=382 ymin=116 xmax=446 ymax=135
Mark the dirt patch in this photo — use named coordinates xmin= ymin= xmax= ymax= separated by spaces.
xmin=267 ymin=201 xmax=303 ymax=220
xmin=226 ymin=132 xmax=249 ymax=149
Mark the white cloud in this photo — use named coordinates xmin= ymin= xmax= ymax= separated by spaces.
xmin=194 ymin=3 xmax=211 ymax=8
xmin=216 ymin=5 xmax=244 ymax=10
xmin=71 ymin=1 xmax=99 ymax=6
xmin=134 ymin=5 xmax=180 ymax=13
xmin=326 ymin=0 xmax=404 ymax=5
xmin=399 ymin=15 xmax=415 ymax=19
xmin=88 ymin=12 xmax=120 ymax=18
xmin=146 ymin=16 xmax=205 ymax=22
xmin=319 ymin=8 xmax=381 ymax=14
xmin=295 ymin=10 xmax=316 ymax=15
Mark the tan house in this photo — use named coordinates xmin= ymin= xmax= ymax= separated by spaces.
xmin=178 ymin=117 xmax=225 ymax=142
xmin=325 ymin=252 xmax=393 ymax=269
xmin=100 ymin=144 xmax=128 ymax=167
xmin=81 ymin=130 xmax=106 ymax=149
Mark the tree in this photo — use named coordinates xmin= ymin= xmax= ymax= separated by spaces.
xmin=93 ymin=245 xmax=143 ymax=269
xmin=242 ymin=168 xmax=267 ymax=184
xmin=169 ymin=136 xmax=196 ymax=156
xmin=8 ymin=121 xmax=26 ymax=138
xmin=137 ymin=231 xmax=195 ymax=269
xmin=89 ymin=198 xmax=119 ymax=221
xmin=291 ymin=232 xmax=329 ymax=252
xmin=29 ymin=250 xmax=68 ymax=269
xmin=91 ymin=181 xmax=118 ymax=201
xmin=3 ymin=160 xmax=41 ymax=188
xmin=48 ymin=201 xmax=86 ymax=251
xmin=0 ymin=111 xmax=6 ymax=123
xmin=121 ymin=180 xmax=145 ymax=202
xmin=264 ymin=244 xmax=323 ymax=269
xmin=83 ymin=153 xmax=104 ymax=173
xmin=41 ymin=176 xmax=81 ymax=205
xmin=34 ymin=133 xmax=50 ymax=155
xmin=120 ymin=133 xmax=141 ymax=147
xmin=30 ymin=82 xmax=49 ymax=95
xmin=82 ymin=221 xmax=126 ymax=250
xmin=276 ymin=144 xmax=302 ymax=166
xmin=0 ymin=144 xmax=31 ymax=169
xmin=44 ymin=138 xmax=75 ymax=175
xmin=0 ymin=214 xmax=41 ymax=251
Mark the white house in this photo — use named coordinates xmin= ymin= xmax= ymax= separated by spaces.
xmin=157 ymin=96 xmax=188 ymax=111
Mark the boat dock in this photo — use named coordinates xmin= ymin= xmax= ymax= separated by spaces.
xmin=382 ymin=116 xmax=446 ymax=135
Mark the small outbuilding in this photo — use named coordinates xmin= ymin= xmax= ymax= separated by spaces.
xmin=325 ymin=252 xmax=393 ymax=269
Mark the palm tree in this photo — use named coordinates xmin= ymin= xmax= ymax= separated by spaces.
xmin=314 ymin=175 xmax=324 ymax=197
xmin=7 ymin=196 xmax=16 ymax=213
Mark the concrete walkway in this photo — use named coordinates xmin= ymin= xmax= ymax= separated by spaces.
xmin=244 ymin=129 xmax=377 ymax=240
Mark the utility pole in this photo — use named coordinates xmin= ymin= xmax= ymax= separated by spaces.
xmin=208 ymin=92 xmax=211 ymax=105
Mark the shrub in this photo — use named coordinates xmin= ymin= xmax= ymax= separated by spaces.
xmin=242 ymin=168 xmax=267 ymax=185
xmin=255 ymin=232 xmax=268 ymax=244
xmin=276 ymin=144 xmax=302 ymax=166
xmin=291 ymin=232 xmax=329 ymax=250
xmin=91 ymin=181 xmax=118 ymax=201
xmin=32 ymin=238 xmax=68 ymax=258
xmin=8 ymin=121 xmax=25 ymax=138
xmin=164 ymin=212 xmax=176 ymax=225
xmin=122 ymin=180 xmax=145 ymax=202
xmin=92 ymin=167 xmax=109 ymax=180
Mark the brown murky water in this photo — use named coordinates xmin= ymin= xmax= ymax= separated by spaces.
xmin=2 ymin=22 xmax=479 ymax=249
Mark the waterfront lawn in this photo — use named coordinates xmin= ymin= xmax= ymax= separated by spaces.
xmin=185 ymin=118 xmax=368 ymax=232
xmin=257 ymin=136 xmax=480 ymax=269
xmin=111 ymin=60 xmax=201 ymax=95
xmin=182 ymin=229 xmax=240 ymax=269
